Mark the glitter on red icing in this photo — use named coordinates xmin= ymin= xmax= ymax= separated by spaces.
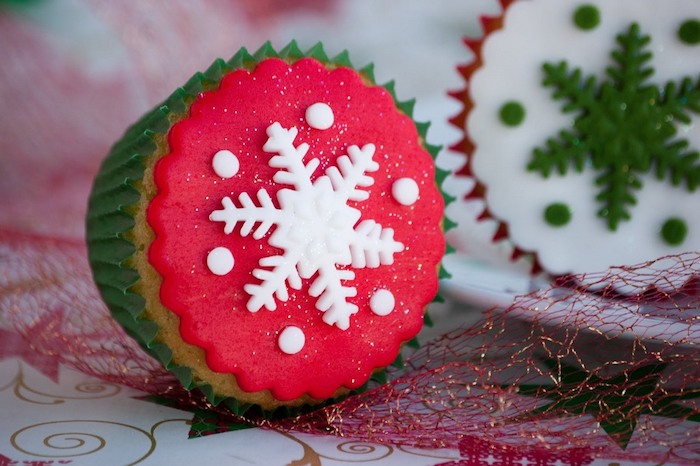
xmin=147 ymin=57 xmax=444 ymax=401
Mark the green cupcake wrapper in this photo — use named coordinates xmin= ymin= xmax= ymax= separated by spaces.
xmin=86 ymin=40 xmax=454 ymax=417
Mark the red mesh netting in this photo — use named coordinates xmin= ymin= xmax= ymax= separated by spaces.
xmin=2 ymin=230 xmax=699 ymax=463
xmin=277 ymin=255 xmax=700 ymax=462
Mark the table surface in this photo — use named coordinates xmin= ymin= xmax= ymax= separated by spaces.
xmin=0 ymin=304 xmax=670 ymax=466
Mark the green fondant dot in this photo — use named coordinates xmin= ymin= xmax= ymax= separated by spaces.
xmin=661 ymin=217 xmax=688 ymax=246
xmin=678 ymin=19 xmax=700 ymax=45
xmin=573 ymin=4 xmax=601 ymax=31
xmin=499 ymin=101 xmax=526 ymax=127
xmin=544 ymin=203 xmax=572 ymax=227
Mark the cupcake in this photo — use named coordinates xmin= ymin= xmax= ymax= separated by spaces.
xmin=452 ymin=0 xmax=700 ymax=281
xmin=86 ymin=42 xmax=446 ymax=413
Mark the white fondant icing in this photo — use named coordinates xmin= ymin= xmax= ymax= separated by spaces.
xmin=210 ymin=122 xmax=404 ymax=330
xmin=392 ymin=178 xmax=420 ymax=206
xmin=467 ymin=0 xmax=700 ymax=279
xmin=305 ymin=102 xmax=334 ymax=130
xmin=278 ymin=326 xmax=305 ymax=355
xmin=207 ymin=247 xmax=234 ymax=276
xmin=212 ymin=149 xmax=239 ymax=178
xmin=370 ymin=289 xmax=395 ymax=316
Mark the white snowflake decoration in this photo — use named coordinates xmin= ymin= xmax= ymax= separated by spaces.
xmin=209 ymin=110 xmax=405 ymax=331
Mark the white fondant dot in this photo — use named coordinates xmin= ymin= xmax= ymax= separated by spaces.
xmin=278 ymin=326 xmax=305 ymax=355
xmin=305 ymin=102 xmax=334 ymax=130
xmin=212 ymin=150 xmax=239 ymax=178
xmin=207 ymin=247 xmax=234 ymax=276
xmin=370 ymin=289 xmax=395 ymax=316
xmin=392 ymin=178 xmax=420 ymax=206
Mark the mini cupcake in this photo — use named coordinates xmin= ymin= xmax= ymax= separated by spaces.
xmin=86 ymin=42 xmax=447 ymax=413
xmin=452 ymin=0 xmax=700 ymax=282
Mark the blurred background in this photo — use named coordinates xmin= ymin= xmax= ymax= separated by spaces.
xmin=0 ymin=0 xmax=500 ymax=238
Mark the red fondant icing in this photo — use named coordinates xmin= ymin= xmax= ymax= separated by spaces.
xmin=148 ymin=57 xmax=444 ymax=401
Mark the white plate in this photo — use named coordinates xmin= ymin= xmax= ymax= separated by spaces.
xmin=441 ymin=253 xmax=700 ymax=344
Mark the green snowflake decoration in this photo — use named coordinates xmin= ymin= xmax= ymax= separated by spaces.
xmin=527 ymin=22 xmax=700 ymax=231
xmin=509 ymin=359 xmax=700 ymax=449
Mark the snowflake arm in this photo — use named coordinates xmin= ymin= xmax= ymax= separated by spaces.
xmin=594 ymin=164 xmax=640 ymax=231
xmin=528 ymin=62 xmax=597 ymax=177
xmin=209 ymin=189 xmax=285 ymax=239
xmin=655 ymin=77 xmax=700 ymax=190
xmin=661 ymin=77 xmax=700 ymax=123
xmin=607 ymin=23 xmax=653 ymax=93
xmin=528 ymin=129 xmax=590 ymax=177
xmin=263 ymin=122 xmax=319 ymax=192
xmin=348 ymin=220 xmax=404 ymax=268
xmin=309 ymin=265 xmax=358 ymax=330
xmin=244 ymin=253 xmax=303 ymax=311
xmin=325 ymin=144 xmax=379 ymax=202
xmin=653 ymin=139 xmax=700 ymax=190
xmin=542 ymin=61 xmax=598 ymax=114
